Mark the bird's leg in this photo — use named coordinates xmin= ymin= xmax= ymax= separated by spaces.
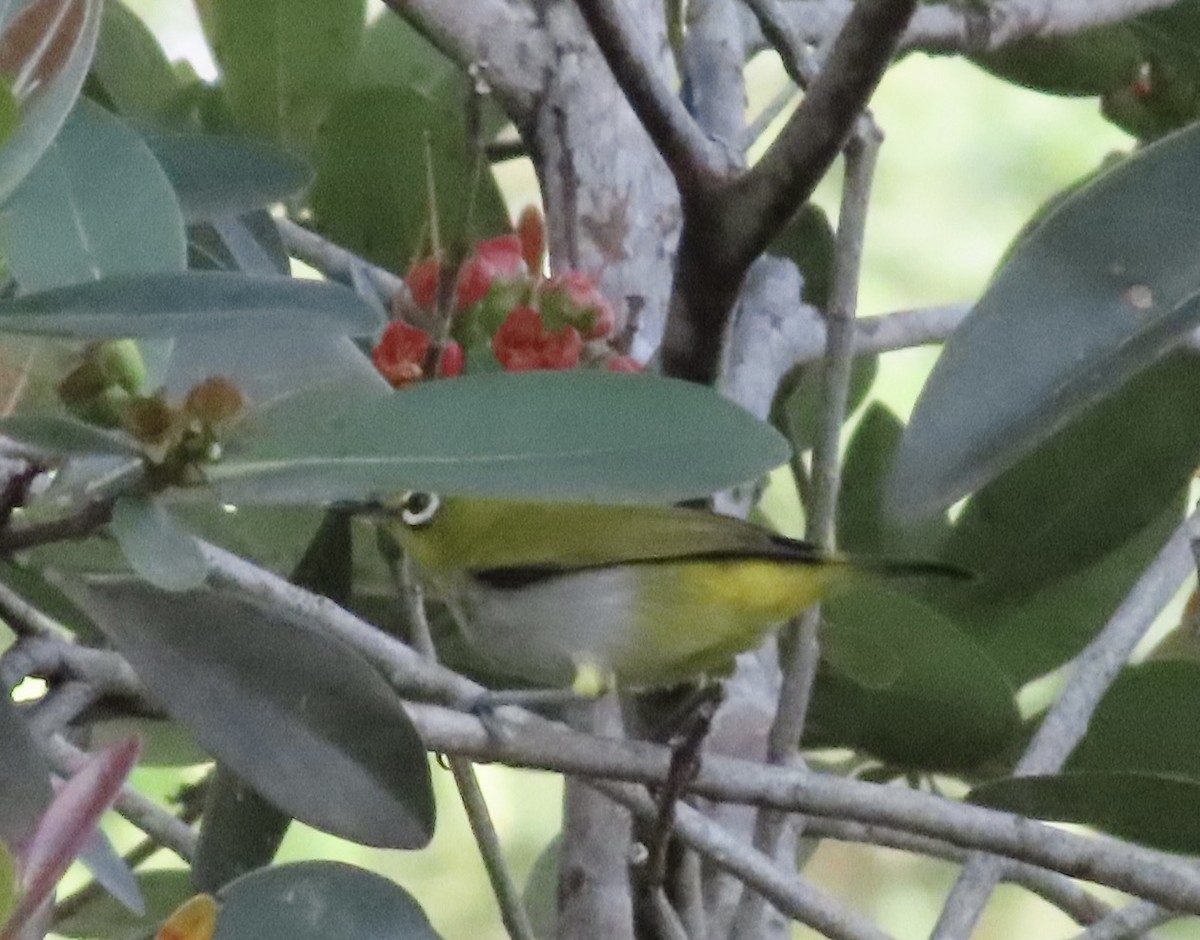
xmin=641 ymin=683 xmax=723 ymax=890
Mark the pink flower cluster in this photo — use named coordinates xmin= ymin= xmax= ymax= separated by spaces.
xmin=372 ymin=208 xmax=640 ymax=388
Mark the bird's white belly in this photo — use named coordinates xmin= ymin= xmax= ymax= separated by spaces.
xmin=453 ymin=567 xmax=637 ymax=687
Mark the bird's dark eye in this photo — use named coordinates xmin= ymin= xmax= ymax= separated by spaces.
xmin=400 ymin=491 xmax=441 ymax=528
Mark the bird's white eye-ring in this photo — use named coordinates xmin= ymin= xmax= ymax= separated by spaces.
xmin=400 ymin=491 xmax=441 ymax=528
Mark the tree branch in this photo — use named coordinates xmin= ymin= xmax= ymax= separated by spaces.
xmin=574 ymin=0 xmax=733 ymax=191
xmin=733 ymin=120 xmax=883 ymax=937
xmin=0 ymin=498 xmax=114 ymax=554
xmin=593 ymin=778 xmax=894 ymax=940
xmin=403 ymin=703 xmax=1200 ymax=916
xmin=724 ymin=0 xmax=915 ymax=269
xmin=659 ymin=0 xmax=913 ymax=382
xmin=906 ymin=0 xmax=1182 ymax=52
xmin=930 ymin=507 xmax=1200 ymax=938
xmin=777 ymin=0 xmax=1183 ymax=56
xmin=798 ymin=817 xmax=1113 ymax=927
xmin=1073 ymin=900 xmax=1176 ymax=940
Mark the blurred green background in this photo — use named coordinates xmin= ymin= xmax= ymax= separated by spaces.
xmin=60 ymin=4 xmax=1199 ymax=937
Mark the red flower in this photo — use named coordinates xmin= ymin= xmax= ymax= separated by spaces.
xmin=405 ymin=257 xmax=441 ymax=309
xmin=517 ymin=205 xmax=545 ymax=274
xmin=374 ymin=321 xmax=465 ymax=386
xmin=606 ymin=355 xmax=643 ymax=373
xmin=492 ymin=307 xmax=582 ymax=372
xmin=438 ymin=340 xmax=465 ymax=378
xmin=543 ymin=271 xmax=616 ymax=338
xmin=455 ymin=235 xmax=526 ymax=312
xmin=374 ymin=321 xmax=429 ymax=387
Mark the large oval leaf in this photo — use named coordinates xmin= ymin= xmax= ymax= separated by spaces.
xmin=109 ymin=495 xmax=208 ymax=592
xmin=201 ymin=0 xmax=364 ymax=152
xmin=0 ymin=0 xmax=103 ymax=202
xmin=806 ymin=585 xmax=1020 ymax=773
xmin=970 ymin=771 xmax=1200 ymax=855
xmin=890 ymin=120 xmax=1200 ymax=515
xmin=208 ymin=371 xmax=791 ymax=504
xmin=145 ymin=134 xmax=312 ymax=223
xmin=0 ymin=693 xmax=51 ymax=847
xmin=215 ymin=862 xmax=440 ymax=940
xmin=311 ymin=85 xmax=509 ymax=272
xmin=64 ymin=576 xmax=435 ymax=849
xmin=0 ymin=96 xmax=185 ymax=291
xmin=1067 ymin=660 xmax=1200 ymax=777
xmin=89 ymin=0 xmax=179 ymax=122
xmin=943 ymin=351 xmax=1200 ymax=598
xmin=0 ymin=272 xmax=384 ymax=337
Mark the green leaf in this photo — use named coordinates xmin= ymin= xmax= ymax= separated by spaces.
xmin=90 ymin=0 xmax=180 ymax=122
xmin=890 ymin=121 xmax=1200 ymax=515
xmin=66 ymin=577 xmax=436 ymax=849
xmin=210 ymin=371 xmax=791 ymax=505
xmin=193 ymin=768 xmax=290 ymax=894
xmin=350 ymin=11 xmax=458 ymax=98
xmin=0 ymin=842 xmax=16 ymax=927
xmin=523 ymin=836 xmax=560 ymax=940
xmin=215 ymin=861 xmax=441 ymax=940
xmin=779 ymin=354 xmax=877 ymax=456
xmin=970 ymin=24 xmax=1143 ymax=97
xmin=0 ymin=271 xmax=385 ymax=337
xmin=806 ymin=585 xmax=1019 ymax=773
xmin=311 ymin=86 xmax=509 ymax=271
xmin=0 ymin=0 xmax=104 ymax=202
xmin=949 ymin=494 xmax=1184 ymax=685
xmin=53 ymin=868 xmax=194 ymax=940
xmin=767 ymin=203 xmax=836 ymax=309
xmin=89 ymin=716 xmax=207 ymax=767
xmin=0 ymin=692 xmax=52 ymax=847
xmin=1067 ymin=661 xmax=1200 ymax=777
xmin=837 ymin=402 xmax=951 ymax=558
xmin=0 ymin=97 xmax=186 ymax=291
xmin=349 ymin=13 xmax=508 ymax=138
xmin=0 ymin=413 xmax=141 ymax=458
xmin=203 ymin=0 xmax=365 ymax=152
xmin=110 ymin=495 xmax=208 ymax=592
xmin=970 ymin=771 xmax=1200 ymax=854
xmin=145 ymin=134 xmax=312 ymax=222
xmin=943 ymin=352 xmax=1200 ymax=598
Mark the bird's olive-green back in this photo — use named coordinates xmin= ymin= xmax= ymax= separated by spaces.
xmin=386 ymin=496 xmax=823 ymax=574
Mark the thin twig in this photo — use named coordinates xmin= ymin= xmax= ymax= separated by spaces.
xmin=1072 ymin=899 xmax=1176 ymax=940
xmin=930 ymin=508 xmax=1200 ymax=939
xmin=733 ymin=120 xmax=883 ymax=938
xmin=598 ymin=779 xmax=894 ymax=940
xmin=649 ymin=889 xmax=691 ymax=940
xmin=276 ymin=217 xmax=404 ymax=300
xmin=742 ymin=85 xmax=799 ymax=152
xmin=0 ymin=577 xmax=76 ymax=641
xmin=0 ymin=498 xmax=115 ymax=554
xmin=25 ymin=680 xmax=101 ymax=737
xmin=798 ymin=816 xmax=1112 ymax=927
xmin=389 ymin=543 xmax=536 ymax=940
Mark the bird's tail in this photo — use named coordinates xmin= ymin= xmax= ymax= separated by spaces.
xmin=842 ymin=555 xmax=973 ymax=582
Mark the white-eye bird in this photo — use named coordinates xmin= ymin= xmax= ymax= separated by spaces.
xmin=381 ymin=492 xmax=967 ymax=694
